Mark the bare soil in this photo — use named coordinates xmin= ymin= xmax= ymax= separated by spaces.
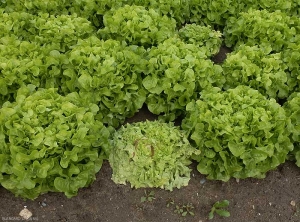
xmin=1 ymin=47 xmax=299 ymax=222
xmin=0 ymin=150 xmax=300 ymax=221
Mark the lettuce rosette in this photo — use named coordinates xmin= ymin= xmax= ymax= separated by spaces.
xmin=284 ymin=92 xmax=300 ymax=166
xmin=0 ymin=86 xmax=111 ymax=199
xmin=182 ymin=86 xmax=293 ymax=181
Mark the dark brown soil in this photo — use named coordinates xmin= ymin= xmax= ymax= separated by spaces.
xmin=1 ymin=47 xmax=300 ymax=222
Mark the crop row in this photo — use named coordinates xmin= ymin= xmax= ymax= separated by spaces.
xmin=0 ymin=3 xmax=299 ymax=199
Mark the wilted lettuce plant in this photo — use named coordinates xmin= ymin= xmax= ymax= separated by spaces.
xmin=0 ymin=86 xmax=111 ymax=199
xmin=109 ymin=121 xmax=198 ymax=190
xmin=182 ymin=86 xmax=293 ymax=181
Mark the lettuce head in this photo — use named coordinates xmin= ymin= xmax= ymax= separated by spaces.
xmin=0 ymin=86 xmax=111 ymax=199
xmin=109 ymin=120 xmax=198 ymax=190
xmin=182 ymin=86 xmax=293 ymax=181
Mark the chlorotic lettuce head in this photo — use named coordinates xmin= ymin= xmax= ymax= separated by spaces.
xmin=109 ymin=120 xmax=198 ymax=190
xmin=284 ymin=92 xmax=300 ymax=166
xmin=0 ymin=86 xmax=111 ymax=199
xmin=182 ymin=86 xmax=293 ymax=181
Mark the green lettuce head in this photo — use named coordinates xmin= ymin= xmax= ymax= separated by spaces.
xmin=62 ymin=36 xmax=147 ymax=127
xmin=284 ymin=92 xmax=300 ymax=166
xmin=143 ymin=37 xmax=224 ymax=121
xmin=222 ymin=45 xmax=291 ymax=100
xmin=182 ymin=86 xmax=293 ymax=181
xmin=109 ymin=120 xmax=198 ymax=190
xmin=224 ymin=9 xmax=299 ymax=52
xmin=0 ymin=86 xmax=111 ymax=199
xmin=178 ymin=24 xmax=222 ymax=57
xmin=98 ymin=5 xmax=176 ymax=47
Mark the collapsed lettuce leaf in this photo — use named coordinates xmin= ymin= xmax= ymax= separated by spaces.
xmin=182 ymin=86 xmax=293 ymax=181
xmin=109 ymin=120 xmax=198 ymax=190
xmin=98 ymin=5 xmax=176 ymax=47
xmin=0 ymin=86 xmax=111 ymax=199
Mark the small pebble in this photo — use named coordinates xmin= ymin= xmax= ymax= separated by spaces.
xmin=19 ymin=208 xmax=32 ymax=220
xmin=291 ymin=200 xmax=296 ymax=207
xmin=42 ymin=202 xmax=47 ymax=207
xmin=200 ymin=178 xmax=206 ymax=184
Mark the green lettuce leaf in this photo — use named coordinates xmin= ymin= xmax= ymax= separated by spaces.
xmin=284 ymin=93 xmax=300 ymax=166
xmin=62 ymin=36 xmax=147 ymax=127
xmin=0 ymin=86 xmax=111 ymax=199
xmin=224 ymin=9 xmax=299 ymax=52
xmin=178 ymin=24 xmax=222 ymax=57
xmin=98 ymin=5 xmax=176 ymax=47
xmin=143 ymin=37 xmax=224 ymax=121
xmin=222 ymin=45 xmax=292 ymax=99
xmin=182 ymin=86 xmax=293 ymax=181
